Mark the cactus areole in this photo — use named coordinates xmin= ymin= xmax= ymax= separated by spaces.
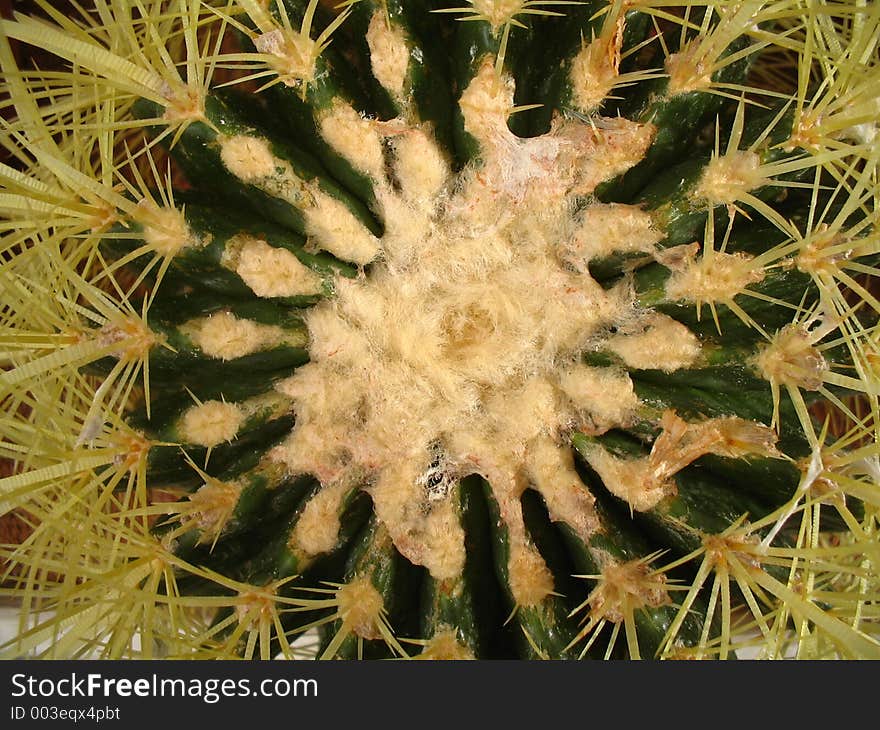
xmin=1 ymin=0 xmax=879 ymax=659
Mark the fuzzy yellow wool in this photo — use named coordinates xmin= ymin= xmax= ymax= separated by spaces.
xmin=269 ymin=66 xmax=693 ymax=581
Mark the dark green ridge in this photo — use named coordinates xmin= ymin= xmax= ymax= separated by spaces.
xmin=343 ymin=0 xmax=457 ymax=155
xmin=631 ymin=255 xmax=818 ymax=345
xmin=168 ymin=488 xmax=371 ymax=659
xmin=624 ymin=365 xmax=812 ymax=455
xmin=99 ymin=197 xmax=354 ymax=305
xmin=152 ymin=471 xmax=313 ymax=563
xmin=146 ymin=291 xmax=312 ymax=330
xmin=276 ymin=0 xmax=399 ymax=119
xmin=163 ymin=484 xmax=372 ymax=613
xmin=572 ymin=430 xmax=774 ymax=552
xmin=508 ymin=3 xmax=643 ymax=138
xmin=595 ymin=34 xmax=758 ymax=204
xmin=691 ymin=451 xmax=863 ymax=533
xmin=153 ymin=346 xmax=307 ymax=401
xmin=571 ymin=430 xmax=809 ymax=614
xmin=418 ymin=478 xmax=500 ymax=658
xmin=321 ymin=517 xmax=424 ymax=659
xmin=82 ymin=339 xmax=306 ymax=405
xmin=524 ymin=455 xmax=707 ymax=659
xmin=481 ymin=479 xmax=579 ymax=659
xmin=144 ymin=415 xmax=296 ymax=487
xmin=237 ymin=487 xmax=372 ymax=586
xmin=447 ymin=15 xmax=539 ymax=166
xmin=139 ymin=388 xmax=288 ymax=449
xmin=131 ymin=94 xmax=383 ymax=239
xmin=222 ymin=27 xmax=384 ymax=217
xmin=590 ymin=109 xmax=811 ymax=283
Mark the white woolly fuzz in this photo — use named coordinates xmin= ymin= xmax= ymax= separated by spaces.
xmin=220 ymin=134 xmax=277 ymax=181
xmin=392 ymin=128 xmax=451 ymax=203
xmin=665 ymin=249 xmax=764 ymax=305
xmin=220 ymin=135 xmax=380 ymax=266
xmin=665 ymin=40 xmax=714 ymax=95
xmin=558 ymin=365 xmax=641 ymax=433
xmin=191 ymin=311 xmax=281 ymax=360
xmin=578 ymin=411 xmax=781 ymax=512
xmin=235 ymin=238 xmax=322 ymax=298
xmin=272 ymin=65 xmax=692 ymax=580
xmin=141 ymin=204 xmax=202 ymax=257
xmin=304 ymin=191 xmax=380 ymax=265
xmin=562 ymin=203 xmax=663 ymax=271
xmin=526 ymin=435 xmax=600 ymax=541
xmin=577 ymin=444 xmax=677 ymax=513
xmin=254 ymin=28 xmax=317 ymax=88
xmin=319 ymin=102 xmax=385 ymax=180
xmin=219 ymin=134 xmax=306 ymax=206
xmin=181 ymin=400 xmax=244 ymax=447
xmin=470 ymin=0 xmax=528 ymax=32
xmin=569 ymin=15 xmax=624 ymax=114
xmin=366 ymin=11 xmax=410 ymax=100
xmin=754 ymin=323 xmax=829 ymax=391
xmin=696 ymin=150 xmax=769 ymax=205
xmin=291 ymin=479 xmax=350 ymax=557
xmin=606 ymin=313 xmax=702 ymax=372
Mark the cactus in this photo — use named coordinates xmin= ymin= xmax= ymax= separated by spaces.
xmin=0 ymin=0 xmax=878 ymax=659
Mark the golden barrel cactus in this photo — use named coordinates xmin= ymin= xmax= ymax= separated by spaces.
xmin=0 ymin=0 xmax=878 ymax=659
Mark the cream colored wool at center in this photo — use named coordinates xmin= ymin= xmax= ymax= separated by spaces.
xmin=270 ymin=65 xmax=697 ymax=601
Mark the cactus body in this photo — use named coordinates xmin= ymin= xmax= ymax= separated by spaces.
xmin=1 ymin=0 xmax=879 ymax=659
